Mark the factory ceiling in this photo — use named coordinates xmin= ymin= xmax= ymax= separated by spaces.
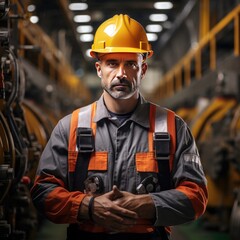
xmin=30 ymin=0 xmax=190 ymax=74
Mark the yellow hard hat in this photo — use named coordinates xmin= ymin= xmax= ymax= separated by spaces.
xmin=90 ymin=14 xmax=153 ymax=58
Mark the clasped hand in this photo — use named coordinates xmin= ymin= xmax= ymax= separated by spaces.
xmin=91 ymin=185 xmax=137 ymax=232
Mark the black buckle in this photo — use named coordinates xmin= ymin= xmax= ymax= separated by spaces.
xmin=154 ymin=132 xmax=170 ymax=160
xmin=77 ymin=128 xmax=94 ymax=153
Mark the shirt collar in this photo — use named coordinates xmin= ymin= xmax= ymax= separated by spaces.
xmin=94 ymin=94 xmax=150 ymax=129
xmin=130 ymin=96 xmax=150 ymax=128
xmin=93 ymin=95 xmax=111 ymax=122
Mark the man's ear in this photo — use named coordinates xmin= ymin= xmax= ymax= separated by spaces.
xmin=95 ymin=61 xmax=102 ymax=78
xmin=141 ymin=62 xmax=148 ymax=79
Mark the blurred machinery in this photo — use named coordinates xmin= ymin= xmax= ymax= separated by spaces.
xmin=0 ymin=2 xmax=49 ymax=238
xmin=0 ymin=1 xmax=91 ymax=239
xmin=189 ymin=72 xmax=240 ymax=238
xmin=151 ymin=2 xmax=240 ymax=240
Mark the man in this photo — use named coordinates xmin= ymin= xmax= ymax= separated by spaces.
xmin=31 ymin=14 xmax=208 ymax=240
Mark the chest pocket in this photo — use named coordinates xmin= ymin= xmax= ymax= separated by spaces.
xmin=135 ymin=152 xmax=158 ymax=172
xmin=88 ymin=152 xmax=108 ymax=171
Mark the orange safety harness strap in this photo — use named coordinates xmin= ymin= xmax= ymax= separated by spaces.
xmin=149 ymin=105 xmax=176 ymax=187
xmin=68 ymin=103 xmax=176 ymax=237
xmin=68 ymin=102 xmax=97 ymax=191
xmin=68 ymin=108 xmax=80 ymax=173
xmin=149 ymin=105 xmax=176 ymax=240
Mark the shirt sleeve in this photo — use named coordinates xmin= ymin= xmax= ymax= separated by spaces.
xmin=30 ymin=114 xmax=86 ymax=224
xmin=150 ymin=116 xmax=208 ymax=226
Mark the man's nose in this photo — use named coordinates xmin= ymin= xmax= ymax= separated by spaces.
xmin=116 ymin=65 xmax=127 ymax=78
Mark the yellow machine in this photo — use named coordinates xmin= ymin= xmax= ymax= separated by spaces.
xmin=190 ymin=95 xmax=240 ymax=233
xmin=228 ymin=105 xmax=240 ymax=240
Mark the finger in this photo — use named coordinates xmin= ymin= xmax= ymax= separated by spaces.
xmin=110 ymin=203 xmax=138 ymax=219
xmin=93 ymin=208 xmax=136 ymax=232
xmin=109 ymin=185 xmax=123 ymax=200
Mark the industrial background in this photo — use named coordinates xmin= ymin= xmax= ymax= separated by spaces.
xmin=0 ymin=0 xmax=240 ymax=239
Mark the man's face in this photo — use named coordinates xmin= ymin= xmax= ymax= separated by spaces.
xmin=95 ymin=53 xmax=147 ymax=100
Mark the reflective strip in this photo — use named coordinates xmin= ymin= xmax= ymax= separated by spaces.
xmin=76 ymin=103 xmax=95 ymax=151
xmin=149 ymin=104 xmax=168 ymax=152
xmin=68 ymin=108 xmax=80 ymax=172
xmin=149 ymin=104 xmax=176 ymax=172
xmin=154 ymin=106 xmax=168 ymax=132
xmin=91 ymin=102 xmax=97 ymax=137
xmin=77 ymin=105 xmax=92 ymax=128
xmin=68 ymin=102 xmax=97 ymax=172
xmin=148 ymin=104 xmax=155 ymax=151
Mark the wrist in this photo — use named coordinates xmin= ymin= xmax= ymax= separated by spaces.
xmin=77 ymin=195 xmax=92 ymax=221
xmin=88 ymin=196 xmax=95 ymax=222
xmin=136 ymin=194 xmax=156 ymax=219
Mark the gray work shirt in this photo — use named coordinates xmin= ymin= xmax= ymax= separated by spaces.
xmin=32 ymin=94 xmax=207 ymax=226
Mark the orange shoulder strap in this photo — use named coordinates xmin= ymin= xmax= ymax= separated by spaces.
xmin=68 ymin=108 xmax=80 ymax=172
xmin=167 ymin=109 xmax=176 ymax=171
xmin=149 ymin=104 xmax=176 ymax=172
xmin=149 ymin=103 xmax=175 ymax=239
xmin=68 ymin=102 xmax=97 ymax=173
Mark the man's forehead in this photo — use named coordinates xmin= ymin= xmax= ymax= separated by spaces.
xmin=99 ymin=52 xmax=142 ymax=61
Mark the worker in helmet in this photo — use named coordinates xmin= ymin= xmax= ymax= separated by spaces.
xmin=31 ymin=14 xmax=208 ymax=240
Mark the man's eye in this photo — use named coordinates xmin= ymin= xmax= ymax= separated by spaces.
xmin=108 ymin=62 xmax=117 ymax=67
xmin=127 ymin=62 xmax=137 ymax=68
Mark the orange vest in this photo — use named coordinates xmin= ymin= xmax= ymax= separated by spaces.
xmin=68 ymin=102 xmax=176 ymax=234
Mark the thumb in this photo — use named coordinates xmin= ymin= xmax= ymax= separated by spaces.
xmin=110 ymin=185 xmax=123 ymax=200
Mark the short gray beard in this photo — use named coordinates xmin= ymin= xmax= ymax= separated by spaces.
xmin=103 ymin=85 xmax=137 ymax=99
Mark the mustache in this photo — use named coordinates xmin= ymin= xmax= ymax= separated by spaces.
xmin=110 ymin=78 xmax=132 ymax=87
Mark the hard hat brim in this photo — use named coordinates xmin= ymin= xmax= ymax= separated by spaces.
xmin=90 ymin=48 xmax=153 ymax=59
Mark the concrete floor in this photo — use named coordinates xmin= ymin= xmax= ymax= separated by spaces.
xmin=33 ymin=219 xmax=231 ymax=240
xmin=35 ymin=220 xmax=67 ymax=240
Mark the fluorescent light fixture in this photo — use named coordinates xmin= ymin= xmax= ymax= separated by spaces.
xmin=146 ymin=33 xmax=158 ymax=41
xmin=80 ymin=34 xmax=94 ymax=42
xmin=46 ymin=84 xmax=54 ymax=93
xmin=76 ymin=25 xmax=93 ymax=33
xmin=74 ymin=15 xmax=91 ymax=23
xmin=146 ymin=24 xmax=162 ymax=32
xmin=27 ymin=4 xmax=36 ymax=12
xmin=149 ymin=14 xmax=168 ymax=22
xmin=30 ymin=16 xmax=39 ymax=24
xmin=154 ymin=2 xmax=173 ymax=10
xmin=69 ymin=3 xmax=88 ymax=11
xmin=86 ymin=49 xmax=92 ymax=58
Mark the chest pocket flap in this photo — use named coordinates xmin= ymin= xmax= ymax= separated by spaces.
xmin=135 ymin=152 xmax=158 ymax=172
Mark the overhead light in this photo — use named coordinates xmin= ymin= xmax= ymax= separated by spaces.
xmin=149 ymin=14 xmax=168 ymax=22
xmin=73 ymin=15 xmax=91 ymax=23
xmin=154 ymin=2 xmax=173 ymax=10
xmin=146 ymin=33 xmax=158 ymax=41
xmin=146 ymin=24 xmax=162 ymax=32
xmin=69 ymin=3 xmax=88 ymax=11
xmin=76 ymin=25 xmax=93 ymax=33
xmin=86 ymin=49 xmax=92 ymax=58
xmin=30 ymin=16 xmax=39 ymax=24
xmin=27 ymin=4 xmax=36 ymax=12
xmin=80 ymin=34 xmax=94 ymax=42
xmin=46 ymin=84 xmax=54 ymax=93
